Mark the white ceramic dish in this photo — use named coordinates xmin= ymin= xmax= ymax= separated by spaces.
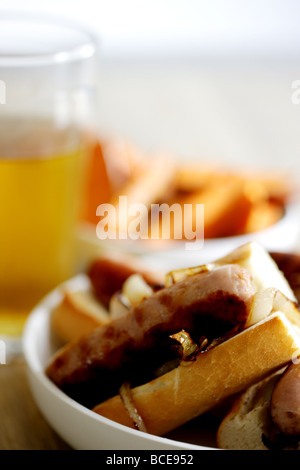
xmin=77 ymin=203 xmax=300 ymax=271
xmin=22 ymin=274 xmax=218 ymax=450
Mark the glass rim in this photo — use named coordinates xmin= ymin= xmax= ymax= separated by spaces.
xmin=0 ymin=10 xmax=98 ymax=67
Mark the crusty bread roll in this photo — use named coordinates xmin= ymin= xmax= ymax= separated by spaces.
xmin=93 ymin=312 xmax=300 ymax=436
xmin=216 ymin=373 xmax=282 ymax=450
xmin=212 ymin=241 xmax=296 ymax=302
xmin=51 ymin=290 xmax=110 ymax=344
xmin=217 ymin=359 xmax=300 ymax=450
xmin=166 ymin=241 xmax=296 ymax=303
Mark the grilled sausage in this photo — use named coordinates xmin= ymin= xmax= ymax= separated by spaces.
xmin=88 ymin=254 xmax=164 ymax=308
xmin=46 ymin=264 xmax=254 ymax=408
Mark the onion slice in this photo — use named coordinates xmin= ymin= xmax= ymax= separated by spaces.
xmin=119 ymin=382 xmax=147 ymax=433
xmin=245 ymin=288 xmax=300 ymax=328
xmin=170 ymin=330 xmax=208 ymax=360
xmin=165 ymin=264 xmax=213 ymax=287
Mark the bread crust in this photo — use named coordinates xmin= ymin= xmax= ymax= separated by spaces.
xmin=51 ymin=290 xmax=110 ymax=344
xmin=93 ymin=312 xmax=300 ymax=436
xmin=216 ymin=372 xmax=283 ymax=450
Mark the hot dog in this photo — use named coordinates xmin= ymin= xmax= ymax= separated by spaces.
xmin=45 ymin=242 xmax=300 ymax=438
xmin=46 ymin=263 xmax=255 ymax=408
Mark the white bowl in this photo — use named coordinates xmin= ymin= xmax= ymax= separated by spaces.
xmin=22 ymin=274 xmax=218 ymax=450
xmin=77 ymin=203 xmax=300 ymax=271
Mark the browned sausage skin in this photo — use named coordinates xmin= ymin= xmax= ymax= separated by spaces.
xmin=88 ymin=255 xmax=165 ymax=308
xmin=270 ymin=361 xmax=300 ymax=436
xmin=270 ymin=252 xmax=300 ymax=304
xmin=46 ymin=264 xmax=254 ymax=408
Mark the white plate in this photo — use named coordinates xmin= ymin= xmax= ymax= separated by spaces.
xmin=22 ymin=275 xmax=218 ymax=450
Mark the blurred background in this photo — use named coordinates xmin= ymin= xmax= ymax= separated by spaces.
xmin=1 ymin=0 xmax=300 ymax=174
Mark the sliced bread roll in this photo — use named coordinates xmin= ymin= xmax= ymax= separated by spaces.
xmin=51 ymin=289 xmax=110 ymax=344
xmin=93 ymin=312 xmax=300 ymax=436
xmin=167 ymin=241 xmax=296 ymax=303
xmin=216 ymin=372 xmax=282 ymax=450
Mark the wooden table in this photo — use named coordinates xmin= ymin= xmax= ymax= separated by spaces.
xmin=0 ymin=357 xmax=71 ymax=450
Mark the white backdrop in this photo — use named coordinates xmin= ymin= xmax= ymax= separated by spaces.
xmin=1 ymin=0 xmax=300 ymax=60
xmin=1 ymin=1 xmax=300 ymax=176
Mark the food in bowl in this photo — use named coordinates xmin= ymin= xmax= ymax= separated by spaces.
xmin=44 ymin=241 xmax=300 ymax=449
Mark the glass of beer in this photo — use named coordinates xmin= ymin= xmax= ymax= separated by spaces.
xmin=0 ymin=12 xmax=98 ymax=352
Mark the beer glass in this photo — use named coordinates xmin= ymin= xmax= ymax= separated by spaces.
xmin=0 ymin=12 xmax=98 ymax=355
